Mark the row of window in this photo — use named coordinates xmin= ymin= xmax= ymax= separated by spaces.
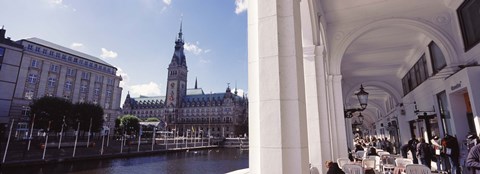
xmin=28 ymin=73 xmax=112 ymax=96
xmin=183 ymin=108 xmax=232 ymax=113
xmin=125 ymin=107 xmax=236 ymax=115
xmin=178 ymin=117 xmax=233 ymax=123
xmin=30 ymin=59 xmax=115 ymax=85
xmin=24 ymin=89 xmax=112 ymax=109
xmin=26 ymin=43 xmax=116 ymax=75
xmin=401 ymin=42 xmax=446 ymax=95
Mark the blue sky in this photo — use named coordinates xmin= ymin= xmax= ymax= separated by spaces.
xmin=0 ymin=0 xmax=248 ymax=103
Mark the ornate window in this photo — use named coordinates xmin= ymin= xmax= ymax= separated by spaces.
xmin=31 ymin=59 xmax=40 ymax=68
xmin=50 ymin=64 xmax=59 ymax=72
xmin=80 ymin=85 xmax=87 ymax=93
xmin=64 ymin=81 xmax=72 ymax=90
xmin=28 ymin=74 xmax=38 ymax=84
xmin=48 ymin=77 xmax=56 ymax=87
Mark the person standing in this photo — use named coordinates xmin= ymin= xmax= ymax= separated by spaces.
xmin=408 ymin=136 xmax=419 ymax=164
xmin=443 ymin=134 xmax=461 ymax=174
xmin=431 ymin=135 xmax=445 ymax=172
xmin=466 ymin=134 xmax=480 ymax=174
xmin=466 ymin=143 xmax=480 ymax=174
xmin=401 ymin=143 xmax=410 ymax=158
xmin=417 ymin=138 xmax=432 ymax=169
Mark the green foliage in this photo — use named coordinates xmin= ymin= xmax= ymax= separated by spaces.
xmin=71 ymin=102 xmax=104 ymax=132
xmin=30 ymin=96 xmax=72 ymax=132
xmin=145 ymin=117 xmax=160 ymax=122
xmin=116 ymin=115 xmax=140 ymax=135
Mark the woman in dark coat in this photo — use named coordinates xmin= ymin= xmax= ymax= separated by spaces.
xmin=326 ymin=161 xmax=345 ymax=174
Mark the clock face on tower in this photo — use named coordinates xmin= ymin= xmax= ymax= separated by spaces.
xmin=168 ymin=82 xmax=177 ymax=106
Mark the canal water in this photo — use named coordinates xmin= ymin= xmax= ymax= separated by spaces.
xmin=1 ymin=148 xmax=248 ymax=174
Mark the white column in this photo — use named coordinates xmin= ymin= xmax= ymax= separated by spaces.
xmin=248 ymin=0 xmax=260 ymax=172
xmin=303 ymin=45 xmax=334 ymax=172
xmin=327 ymin=74 xmax=349 ymax=158
xmin=249 ymin=0 xmax=309 ymax=173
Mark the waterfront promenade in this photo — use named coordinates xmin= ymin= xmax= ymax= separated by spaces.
xmin=0 ymin=135 xmax=219 ymax=168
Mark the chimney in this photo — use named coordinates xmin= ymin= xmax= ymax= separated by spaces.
xmin=0 ymin=26 xmax=5 ymax=40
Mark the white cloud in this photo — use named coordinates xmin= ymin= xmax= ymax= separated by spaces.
xmin=163 ymin=0 xmax=172 ymax=5
xmin=71 ymin=42 xmax=84 ymax=49
xmin=100 ymin=48 xmax=118 ymax=59
xmin=235 ymin=0 xmax=248 ymax=14
xmin=46 ymin=0 xmax=72 ymax=10
xmin=184 ymin=42 xmax=203 ymax=55
xmin=130 ymin=82 xmax=162 ymax=96
xmin=116 ymin=68 xmax=129 ymax=88
xmin=49 ymin=0 xmax=62 ymax=5
xmin=184 ymin=42 xmax=211 ymax=55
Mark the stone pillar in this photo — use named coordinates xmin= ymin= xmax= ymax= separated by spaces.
xmin=72 ymin=69 xmax=82 ymax=103
xmin=99 ymin=76 xmax=107 ymax=108
xmin=37 ymin=61 xmax=50 ymax=97
xmin=87 ymin=72 xmax=95 ymax=102
xmin=327 ymin=74 xmax=349 ymax=158
xmin=303 ymin=45 xmax=333 ymax=172
xmin=56 ymin=65 xmax=68 ymax=97
xmin=248 ymin=0 xmax=309 ymax=173
xmin=345 ymin=116 xmax=354 ymax=149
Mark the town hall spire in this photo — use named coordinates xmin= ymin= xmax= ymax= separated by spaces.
xmin=166 ymin=22 xmax=188 ymax=110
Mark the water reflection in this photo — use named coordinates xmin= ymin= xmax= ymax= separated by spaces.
xmin=1 ymin=148 xmax=248 ymax=174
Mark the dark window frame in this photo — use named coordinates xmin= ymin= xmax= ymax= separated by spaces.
xmin=402 ymin=54 xmax=429 ymax=96
xmin=457 ymin=0 xmax=480 ymax=51
xmin=428 ymin=42 xmax=447 ymax=75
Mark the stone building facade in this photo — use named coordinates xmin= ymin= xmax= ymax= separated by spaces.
xmin=0 ymin=27 xmax=24 ymax=124
xmin=0 ymin=28 xmax=123 ymax=131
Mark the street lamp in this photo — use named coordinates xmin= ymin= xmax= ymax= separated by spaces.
xmin=352 ymin=112 xmax=364 ymax=126
xmin=344 ymin=84 xmax=369 ymax=118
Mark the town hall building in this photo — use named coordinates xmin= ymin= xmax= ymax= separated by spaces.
xmin=121 ymin=26 xmax=248 ymax=138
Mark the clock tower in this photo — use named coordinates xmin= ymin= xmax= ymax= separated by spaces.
xmin=166 ymin=22 xmax=188 ymax=111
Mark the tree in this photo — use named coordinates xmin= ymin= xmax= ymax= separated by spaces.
xmin=145 ymin=117 xmax=160 ymax=122
xmin=116 ymin=115 xmax=140 ymax=135
xmin=30 ymin=96 xmax=72 ymax=132
xmin=71 ymin=102 xmax=104 ymax=133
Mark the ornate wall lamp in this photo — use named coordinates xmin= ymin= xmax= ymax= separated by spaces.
xmin=344 ymin=84 xmax=369 ymax=118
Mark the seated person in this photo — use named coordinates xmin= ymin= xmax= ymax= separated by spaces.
xmin=367 ymin=147 xmax=379 ymax=156
xmin=325 ymin=161 xmax=345 ymax=174
xmin=354 ymin=143 xmax=364 ymax=152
